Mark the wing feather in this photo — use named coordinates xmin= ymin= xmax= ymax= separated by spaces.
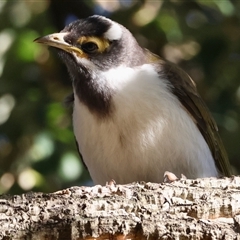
xmin=156 ymin=60 xmax=231 ymax=176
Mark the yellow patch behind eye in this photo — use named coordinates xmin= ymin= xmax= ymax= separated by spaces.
xmin=77 ymin=36 xmax=110 ymax=53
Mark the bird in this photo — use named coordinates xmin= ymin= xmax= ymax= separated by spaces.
xmin=34 ymin=15 xmax=231 ymax=184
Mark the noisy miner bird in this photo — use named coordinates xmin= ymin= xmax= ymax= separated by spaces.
xmin=35 ymin=15 xmax=231 ymax=184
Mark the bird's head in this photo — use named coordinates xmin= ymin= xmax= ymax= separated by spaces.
xmin=34 ymin=15 xmax=158 ymax=116
xmin=34 ymin=15 xmax=146 ymax=72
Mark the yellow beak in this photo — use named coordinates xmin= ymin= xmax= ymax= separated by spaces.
xmin=34 ymin=32 xmax=85 ymax=57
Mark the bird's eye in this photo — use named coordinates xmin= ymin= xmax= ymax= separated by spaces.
xmin=81 ymin=42 xmax=98 ymax=54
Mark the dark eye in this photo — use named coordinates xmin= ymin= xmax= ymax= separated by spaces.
xmin=81 ymin=42 xmax=98 ymax=53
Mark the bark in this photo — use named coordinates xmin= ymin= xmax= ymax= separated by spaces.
xmin=0 ymin=177 xmax=240 ymax=240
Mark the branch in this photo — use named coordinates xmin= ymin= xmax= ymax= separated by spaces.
xmin=0 ymin=177 xmax=240 ymax=239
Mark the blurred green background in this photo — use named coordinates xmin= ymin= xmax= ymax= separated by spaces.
xmin=0 ymin=0 xmax=239 ymax=194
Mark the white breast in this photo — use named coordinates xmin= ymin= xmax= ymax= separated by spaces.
xmin=73 ymin=64 xmax=218 ymax=184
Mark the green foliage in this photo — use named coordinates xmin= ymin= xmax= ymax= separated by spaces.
xmin=0 ymin=1 xmax=239 ymax=194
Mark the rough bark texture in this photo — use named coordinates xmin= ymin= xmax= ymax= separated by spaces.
xmin=0 ymin=177 xmax=240 ymax=239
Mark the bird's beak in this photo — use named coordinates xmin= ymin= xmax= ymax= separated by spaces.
xmin=34 ymin=32 xmax=85 ymax=57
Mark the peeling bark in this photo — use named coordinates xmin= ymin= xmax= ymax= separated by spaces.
xmin=0 ymin=177 xmax=240 ymax=239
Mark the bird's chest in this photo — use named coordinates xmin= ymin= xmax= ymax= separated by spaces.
xmin=73 ymin=90 xmax=169 ymax=184
xmin=72 ymin=65 xmax=216 ymax=184
xmin=73 ymin=66 xmax=168 ymax=182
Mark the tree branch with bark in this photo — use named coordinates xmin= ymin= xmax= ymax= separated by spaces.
xmin=0 ymin=177 xmax=240 ymax=239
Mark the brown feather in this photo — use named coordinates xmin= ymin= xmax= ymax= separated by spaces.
xmin=147 ymin=52 xmax=231 ymax=176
